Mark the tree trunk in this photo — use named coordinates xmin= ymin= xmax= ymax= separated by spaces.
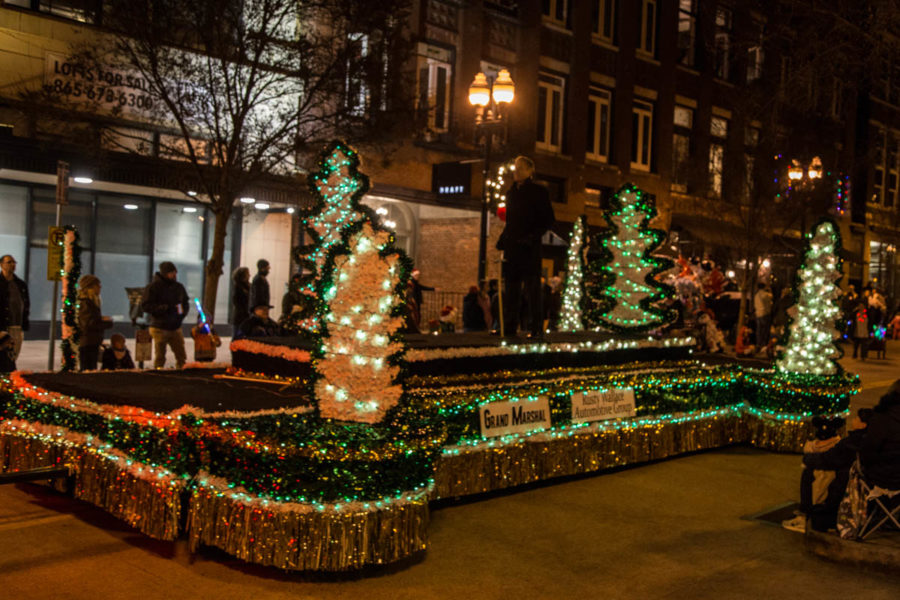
xmin=204 ymin=204 xmax=232 ymax=325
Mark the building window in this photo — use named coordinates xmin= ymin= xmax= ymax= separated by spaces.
xmin=592 ymin=0 xmax=615 ymax=43
xmin=709 ymin=116 xmax=728 ymax=197
xmin=586 ymin=88 xmax=611 ymax=162
xmin=0 ymin=184 xmax=28 ymax=270
xmin=888 ymin=132 xmax=899 ymax=208
xmin=537 ymin=74 xmax=565 ymax=153
xmin=890 ymin=64 xmax=900 ymax=106
xmin=534 ymin=174 xmax=567 ymax=204
xmin=677 ymin=0 xmax=697 ymax=67
xmin=831 ymin=78 xmax=843 ymax=119
xmin=873 ymin=125 xmax=885 ymax=204
xmin=542 ymin=0 xmax=567 ymax=26
xmin=631 ymin=99 xmax=653 ymax=171
xmin=746 ymin=28 xmax=764 ymax=82
xmin=585 ymin=184 xmax=613 ymax=210
xmin=672 ymin=105 xmax=693 ymax=190
xmin=417 ymin=56 xmax=452 ymax=132
xmin=638 ymin=0 xmax=656 ymax=57
xmin=345 ymin=33 xmax=369 ymax=116
xmin=6 ymin=0 xmax=99 ymax=23
xmin=29 ymin=189 xmax=94 ymax=321
xmin=714 ymin=6 xmax=732 ymax=81
xmin=94 ymin=196 xmax=153 ymax=321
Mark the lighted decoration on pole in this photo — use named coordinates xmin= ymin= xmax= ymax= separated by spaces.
xmin=286 ymin=142 xmax=372 ymax=334
xmin=587 ymin=184 xmax=674 ymax=333
xmin=559 ymin=215 xmax=587 ymax=332
xmin=776 ymin=219 xmax=843 ymax=376
xmin=59 ymin=226 xmax=82 ymax=372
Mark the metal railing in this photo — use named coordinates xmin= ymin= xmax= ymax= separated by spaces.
xmin=419 ymin=290 xmax=466 ymax=331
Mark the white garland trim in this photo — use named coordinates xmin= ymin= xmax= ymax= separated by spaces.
xmin=193 ymin=470 xmax=432 ymax=514
xmin=405 ymin=336 xmax=694 ymax=362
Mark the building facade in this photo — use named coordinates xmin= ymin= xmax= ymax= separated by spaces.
xmin=2 ymin=0 xmax=899 ymax=337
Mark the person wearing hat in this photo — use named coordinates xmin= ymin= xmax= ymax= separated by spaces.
xmin=0 ymin=330 xmax=16 ymax=372
xmin=236 ymin=301 xmax=281 ymax=339
xmin=141 ymin=261 xmax=190 ymax=368
xmin=0 ymin=254 xmax=29 ymax=362
xmin=249 ymin=259 xmax=271 ymax=314
xmin=77 ymin=274 xmax=113 ymax=371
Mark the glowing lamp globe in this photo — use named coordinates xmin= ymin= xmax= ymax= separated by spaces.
xmin=492 ymin=69 xmax=515 ymax=104
xmin=468 ymin=72 xmax=490 ymax=107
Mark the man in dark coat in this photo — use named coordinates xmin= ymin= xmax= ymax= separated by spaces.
xmin=250 ymin=259 xmax=271 ymax=311
xmin=0 ymin=254 xmax=29 ymax=362
xmin=141 ymin=261 xmax=190 ymax=368
xmin=860 ymin=380 xmax=900 ymax=489
xmin=496 ymin=156 xmax=554 ymax=338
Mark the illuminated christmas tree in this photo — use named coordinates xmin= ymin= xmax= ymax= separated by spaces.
xmin=315 ymin=222 xmax=407 ymax=423
xmin=559 ymin=215 xmax=586 ymax=332
xmin=776 ymin=219 xmax=843 ymax=376
xmin=286 ymin=142 xmax=372 ymax=333
xmin=588 ymin=184 xmax=673 ymax=333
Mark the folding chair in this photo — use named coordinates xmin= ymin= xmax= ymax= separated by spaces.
xmin=858 ymin=468 xmax=900 ymax=540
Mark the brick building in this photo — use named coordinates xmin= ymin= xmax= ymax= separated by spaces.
xmin=2 ymin=0 xmax=899 ymax=335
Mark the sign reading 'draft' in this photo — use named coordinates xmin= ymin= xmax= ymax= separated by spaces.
xmin=479 ymin=397 xmax=552 ymax=438
xmin=571 ymin=388 xmax=636 ymax=424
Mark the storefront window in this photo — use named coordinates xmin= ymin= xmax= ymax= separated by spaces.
xmin=28 ymin=189 xmax=94 ymax=321
xmin=154 ymin=202 xmax=205 ymax=318
xmin=94 ymin=196 xmax=152 ymax=320
xmin=205 ymin=210 xmax=235 ymax=324
xmin=0 ymin=184 xmax=28 ymax=268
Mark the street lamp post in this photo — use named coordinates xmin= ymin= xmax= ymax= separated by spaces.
xmin=786 ymin=156 xmax=823 ymax=236
xmin=468 ymin=69 xmax=515 ymax=286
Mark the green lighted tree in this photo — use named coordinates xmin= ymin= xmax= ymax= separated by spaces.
xmin=587 ymin=184 xmax=674 ymax=334
xmin=285 ymin=141 xmax=372 ymax=334
xmin=776 ymin=219 xmax=844 ymax=376
xmin=558 ymin=215 xmax=586 ymax=332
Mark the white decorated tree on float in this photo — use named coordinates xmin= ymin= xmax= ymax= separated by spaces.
xmin=776 ymin=219 xmax=843 ymax=376
xmin=310 ymin=143 xmax=409 ymax=424
xmin=588 ymin=184 xmax=674 ymax=333
xmin=558 ymin=215 xmax=586 ymax=332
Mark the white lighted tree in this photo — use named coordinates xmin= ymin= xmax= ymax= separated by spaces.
xmin=315 ymin=222 xmax=406 ymax=423
xmin=589 ymin=185 xmax=673 ymax=333
xmin=559 ymin=216 xmax=586 ymax=332
xmin=776 ymin=219 xmax=843 ymax=376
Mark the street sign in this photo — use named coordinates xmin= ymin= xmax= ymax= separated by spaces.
xmin=47 ymin=226 xmax=65 ymax=281
xmin=56 ymin=160 xmax=69 ymax=206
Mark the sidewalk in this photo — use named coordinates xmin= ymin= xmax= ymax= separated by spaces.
xmin=14 ymin=336 xmax=233 ymax=371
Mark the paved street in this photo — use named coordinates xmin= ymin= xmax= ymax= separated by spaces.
xmin=2 ymin=340 xmax=899 ymax=598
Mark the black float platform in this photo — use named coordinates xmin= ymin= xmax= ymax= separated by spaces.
xmin=23 ymin=369 xmax=309 ymax=413
xmin=230 ymin=331 xmax=696 ymax=379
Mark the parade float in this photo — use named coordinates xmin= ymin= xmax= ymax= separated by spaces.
xmin=0 ymin=142 xmax=857 ymax=572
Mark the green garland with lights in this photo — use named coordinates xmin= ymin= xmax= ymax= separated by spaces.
xmin=284 ymin=141 xmax=374 ymax=336
xmin=586 ymin=184 xmax=675 ymax=333
xmin=59 ymin=226 xmax=81 ymax=372
xmin=776 ymin=218 xmax=844 ymax=377
xmin=559 ymin=215 xmax=587 ymax=332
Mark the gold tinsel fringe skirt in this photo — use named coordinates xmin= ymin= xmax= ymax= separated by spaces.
xmin=1 ymin=409 xmax=813 ymax=571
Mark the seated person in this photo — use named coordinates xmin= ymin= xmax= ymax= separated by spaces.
xmin=101 ymin=333 xmax=136 ymax=370
xmin=237 ymin=303 xmax=281 ymax=338
xmin=0 ymin=331 xmax=15 ymax=373
xmin=859 ymin=380 xmax=900 ymax=490
xmin=783 ymin=410 xmax=871 ymax=533
xmin=734 ymin=324 xmax=755 ymax=357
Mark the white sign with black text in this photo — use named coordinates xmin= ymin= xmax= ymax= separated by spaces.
xmin=479 ymin=397 xmax=552 ymax=439
xmin=571 ymin=388 xmax=636 ymax=424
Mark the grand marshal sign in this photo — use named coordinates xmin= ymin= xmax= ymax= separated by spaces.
xmin=479 ymin=397 xmax=552 ymax=438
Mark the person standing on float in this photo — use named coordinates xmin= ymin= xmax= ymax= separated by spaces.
xmin=496 ymin=156 xmax=554 ymax=338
